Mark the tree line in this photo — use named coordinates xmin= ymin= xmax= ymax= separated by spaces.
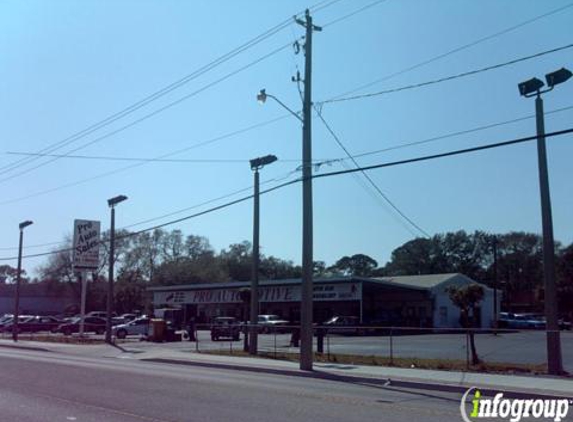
xmin=1 ymin=229 xmax=571 ymax=316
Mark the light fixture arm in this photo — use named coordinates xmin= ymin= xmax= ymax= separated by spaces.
xmin=258 ymin=89 xmax=303 ymax=123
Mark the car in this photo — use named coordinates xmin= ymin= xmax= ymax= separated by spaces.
xmin=322 ymin=316 xmax=366 ymax=335
xmin=118 ymin=313 xmax=139 ymax=323
xmin=498 ymin=312 xmax=545 ymax=329
xmin=210 ymin=317 xmax=241 ymax=341
xmin=112 ymin=317 xmax=150 ymax=339
xmin=56 ymin=316 xmax=107 ymax=335
xmin=0 ymin=316 xmax=35 ymax=333
xmin=257 ymin=315 xmax=289 ymax=333
xmin=12 ymin=315 xmax=62 ymax=333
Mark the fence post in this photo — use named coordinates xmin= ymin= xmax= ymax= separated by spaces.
xmin=195 ymin=326 xmax=199 ymax=352
xmin=466 ymin=330 xmax=470 ymax=370
xmin=389 ymin=327 xmax=394 ymax=366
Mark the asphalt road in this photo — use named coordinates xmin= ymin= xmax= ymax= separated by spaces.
xmin=0 ymin=348 xmax=470 ymax=422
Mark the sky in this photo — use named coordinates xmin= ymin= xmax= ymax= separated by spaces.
xmin=0 ymin=0 xmax=572 ymax=277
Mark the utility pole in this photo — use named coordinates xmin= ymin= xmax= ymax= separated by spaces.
xmin=296 ymin=9 xmax=321 ymax=371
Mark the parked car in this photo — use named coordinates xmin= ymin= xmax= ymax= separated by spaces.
xmin=498 ymin=312 xmax=545 ymax=329
xmin=56 ymin=316 xmax=106 ymax=335
xmin=10 ymin=315 xmax=62 ymax=333
xmin=0 ymin=316 xmax=35 ymax=333
xmin=112 ymin=317 xmax=150 ymax=339
xmin=322 ymin=316 xmax=367 ymax=335
xmin=257 ymin=315 xmax=289 ymax=333
xmin=210 ymin=317 xmax=241 ymax=341
xmin=118 ymin=313 xmax=138 ymax=323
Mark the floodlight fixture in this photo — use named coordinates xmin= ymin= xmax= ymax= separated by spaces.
xmin=518 ymin=77 xmax=545 ymax=97
xmin=545 ymin=67 xmax=572 ymax=89
xmin=19 ymin=220 xmax=33 ymax=230
xmin=250 ymin=154 xmax=278 ymax=171
xmin=108 ymin=195 xmax=128 ymax=207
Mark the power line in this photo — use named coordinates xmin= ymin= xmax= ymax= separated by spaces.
xmin=315 ymin=106 xmax=430 ymax=238
xmin=349 ymin=104 xmax=573 ymax=160
xmin=313 ymin=128 xmax=573 ymax=180
xmin=0 ymin=0 xmax=339 ymax=178
xmin=328 ymin=1 xmax=573 ymax=100
xmin=0 ymin=114 xmax=292 ymax=206
xmin=4 ymin=127 xmax=570 ymax=262
xmin=0 ymin=42 xmax=294 ymax=186
xmin=320 ymin=43 xmax=573 ymax=104
xmin=0 ymin=0 xmax=368 ymax=184
xmin=322 ymin=0 xmax=388 ymax=28
xmin=5 ymin=152 xmax=331 ymax=164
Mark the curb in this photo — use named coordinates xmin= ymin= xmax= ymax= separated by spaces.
xmin=0 ymin=343 xmax=51 ymax=353
xmin=141 ymin=357 xmax=572 ymax=400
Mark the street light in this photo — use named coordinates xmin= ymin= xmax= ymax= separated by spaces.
xmin=518 ymin=66 xmax=571 ymax=375
xmin=106 ymin=194 xmax=128 ymax=343
xmin=248 ymin=154 xmax=278 ymax=355
xmin=13 ymin=220 xmax=33 ymax=342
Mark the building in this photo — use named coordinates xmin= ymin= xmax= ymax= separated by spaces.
xmin=149 ymin=273 xmax=499 ymax=328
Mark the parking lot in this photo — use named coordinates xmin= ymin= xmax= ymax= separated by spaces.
xmin=2 ymin=325 xmax=571 ymax=373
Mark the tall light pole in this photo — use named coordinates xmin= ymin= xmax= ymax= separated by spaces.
xmin=518 ymin=67 xmax=571 ymax=375
xmin=257 ymin=9 xmax=320 ymax=371
xmin=248 ymin=154 xmax=278 ymax=355
xmin=13 ymin=220 xmax=33 ymax=342
xmin=106 ymin=194 xmax=128 ymax=344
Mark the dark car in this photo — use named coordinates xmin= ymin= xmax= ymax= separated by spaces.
xmin=56 ymin=316 xmax=107 ymax=335
xmin=0 ymin=316 xmax=35 ymax=333
xmin=210 ymin=317 xmax=241 ymax=341
xmin=10 ymin=316 xmax=62 ymax=333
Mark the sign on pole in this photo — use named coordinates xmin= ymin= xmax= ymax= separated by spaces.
xmin=72 ymin=219 xmax=101 ymax=271
xmin=73 ymin=219 xmax=100 ymax=337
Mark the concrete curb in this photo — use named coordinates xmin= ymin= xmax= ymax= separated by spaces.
xmin=0 ymin=343 xmax=51 ymax=353
xmin=141 ymin=357 xmax=572 ymax=400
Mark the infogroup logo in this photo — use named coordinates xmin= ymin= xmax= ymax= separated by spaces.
xmin=460 ymin=387 xmax=571 ymax=422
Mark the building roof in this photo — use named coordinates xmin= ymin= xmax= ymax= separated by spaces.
xmin=147 ymin=273 xmax=478 ymax=293
xmin=374 ymin=273 xmax=467 ymax=290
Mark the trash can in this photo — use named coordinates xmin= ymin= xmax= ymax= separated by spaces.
xmin=149 ymin=318 xmax=166 ymax=342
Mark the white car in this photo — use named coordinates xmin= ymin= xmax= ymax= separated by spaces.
xmin=112 ymin=317 xmax=150 ymax=339
xmin=257 ymin=315 xmax=289 ymax=333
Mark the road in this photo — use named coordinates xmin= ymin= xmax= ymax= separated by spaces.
xmin=0 ymin=348 xmax=469 ymax=422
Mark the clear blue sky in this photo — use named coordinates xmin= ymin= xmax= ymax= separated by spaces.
xmin=1 ymin=0 xmax=572 ymax=276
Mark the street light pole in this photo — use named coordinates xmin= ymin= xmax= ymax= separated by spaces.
xmin=106 ymin=195 xmax=128 ymax=344
xmin=534 ymin=93 xmax=562 ymax=375
xmin=518 ymin=67 xmax=571 ymax=375
xmin=249 ymin=155 xmax=278 ymax=355
xmin=13 ymin=220 xmax=33 ymax=342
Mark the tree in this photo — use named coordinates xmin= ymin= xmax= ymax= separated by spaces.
xmin=0 ymin=265 xmax=20 ymax=284
xmin=330 ymin=254 xmax=378 ymax=277
xmin=220 ymin=241 xmax=252 ymax=281
xmin=260 ymin=256 xmax=301 ymax=280
xmin=446 ymin=283 xmax=485 ymax=365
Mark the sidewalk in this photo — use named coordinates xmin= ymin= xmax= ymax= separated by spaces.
xmin=1 ymin=338 xmax=571 ymax=399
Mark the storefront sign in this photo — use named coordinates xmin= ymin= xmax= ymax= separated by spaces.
xmin=154 ymin=282 xmax=361 ymax=305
